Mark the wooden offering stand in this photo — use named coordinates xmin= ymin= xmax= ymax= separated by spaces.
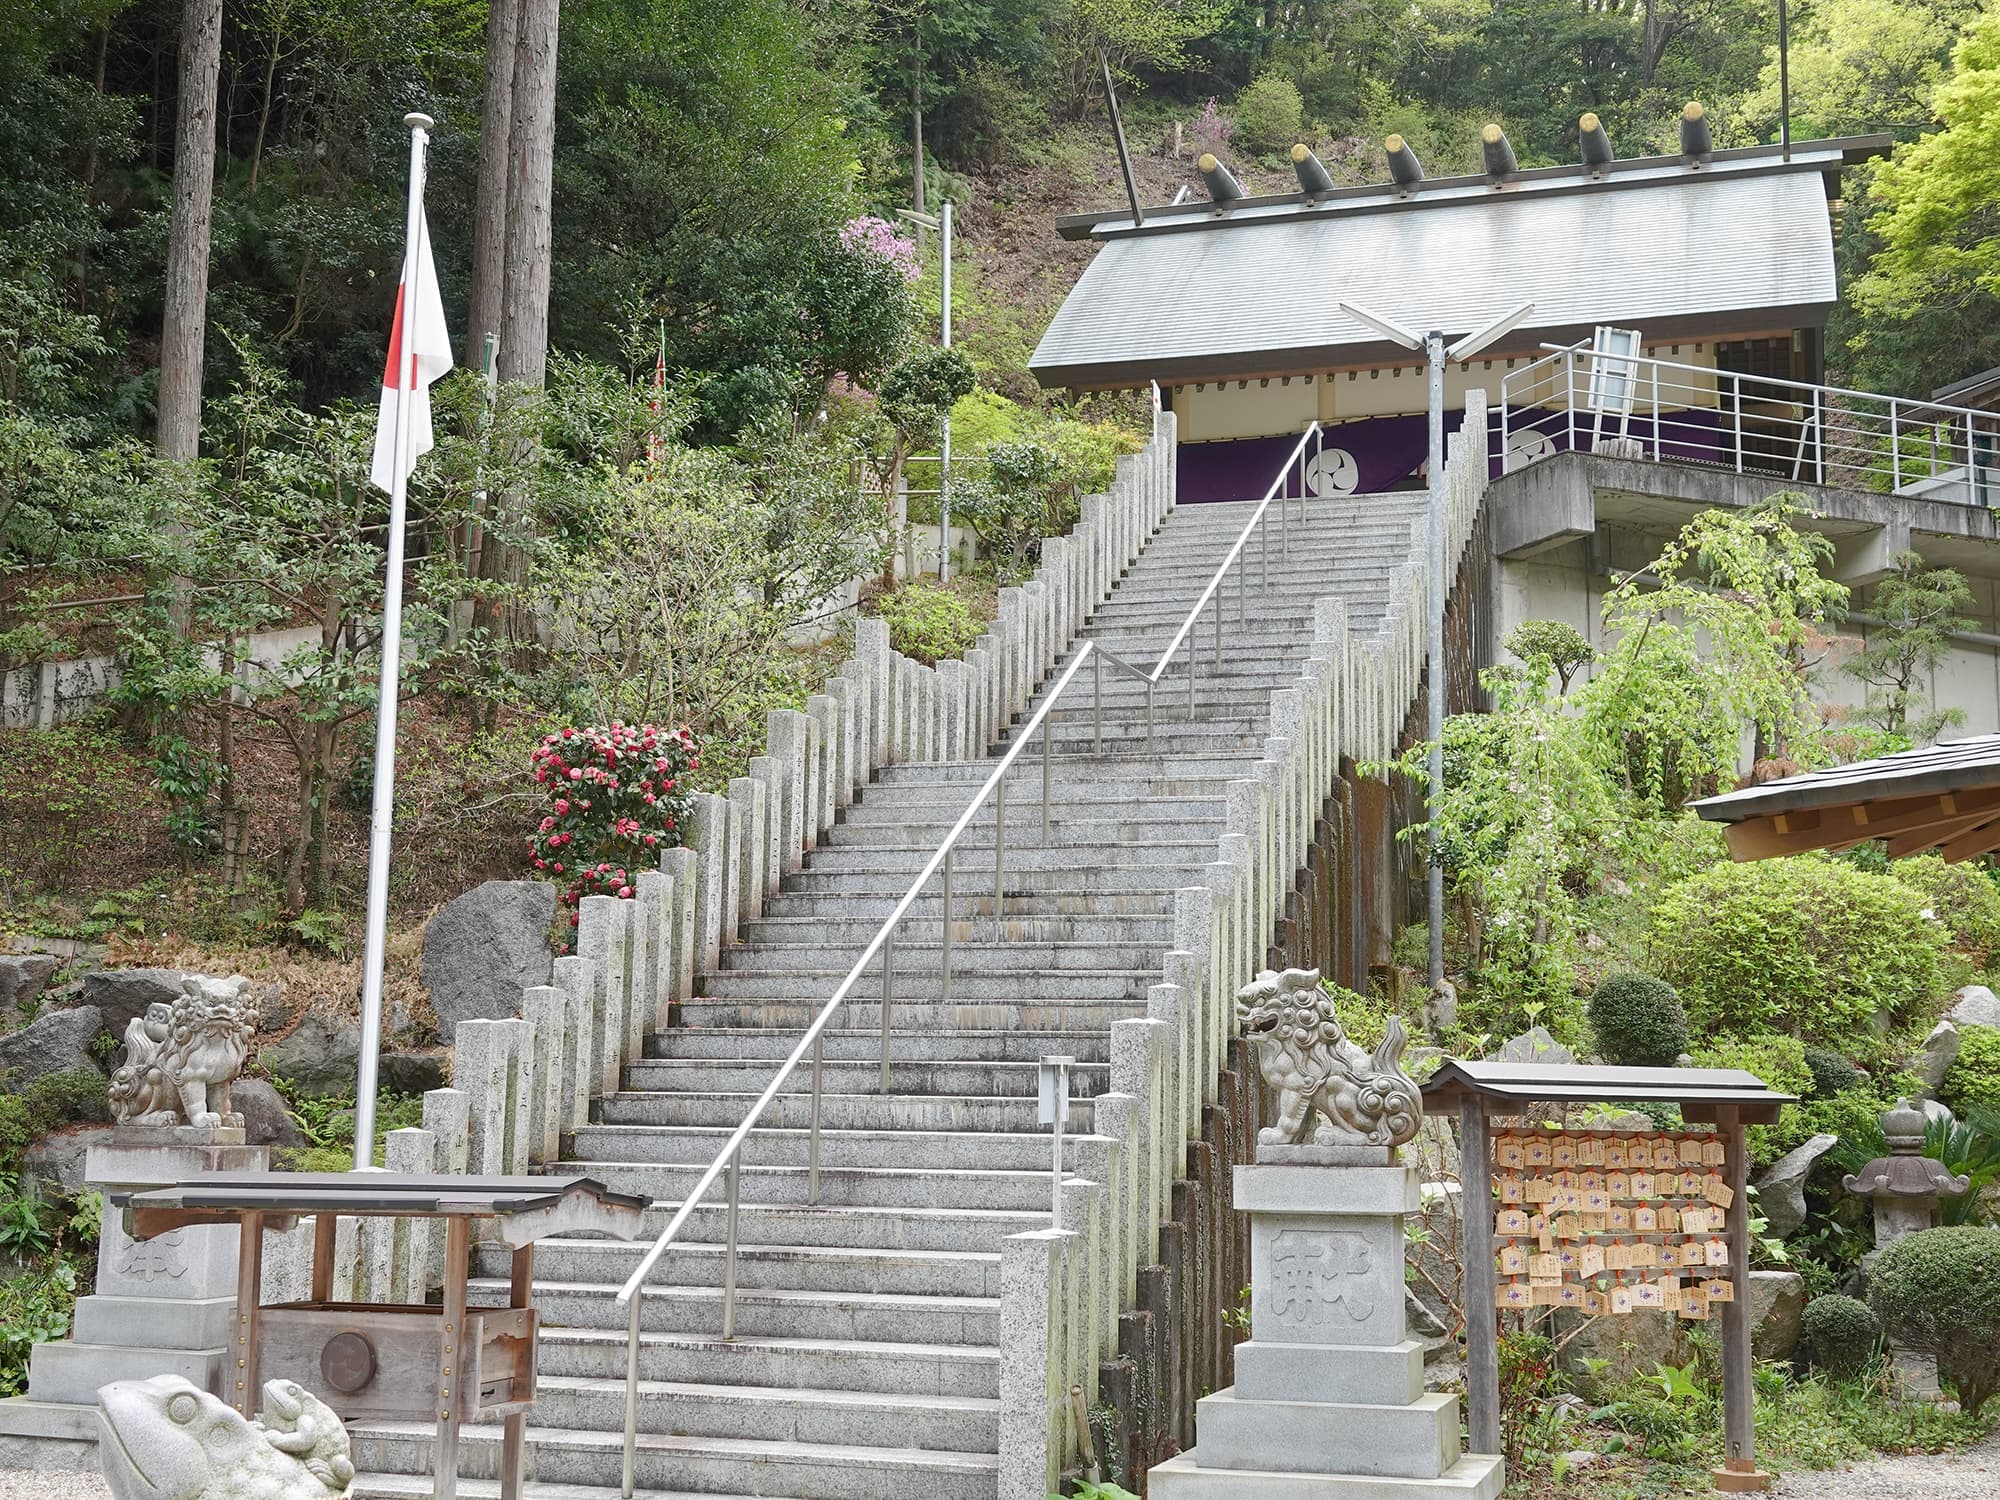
xmin=113 ymin=1172 xmax=648 ymax=1500
xmin=1422 ymin=1063 xmax=1794 ymax=1493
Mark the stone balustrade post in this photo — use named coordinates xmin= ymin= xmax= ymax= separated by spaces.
xmin=728 ymin=777 xmax=767 ymax=928
xmin=385 ymin=1126 xmax=436 ymax=1303
xmin=689 ymin=792 xmax=729 ymax=974
xmin=999 ymin=1228 xmax=1071 ymax=1500
xmin=634 ymin=871 xmax=672 ymax=1031
xmin=576 ymin=895 xmax=630 ymax=1097
xmin=766 ymin=710 xmax=810 ymax=872
xmin=522 ymin=983 xmax=568 ymax=1163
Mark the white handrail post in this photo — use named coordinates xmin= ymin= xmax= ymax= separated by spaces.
xmin=1891 ymin=398 xmax=1902 ymax=492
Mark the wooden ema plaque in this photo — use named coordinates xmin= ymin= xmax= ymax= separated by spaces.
xmin=1490 ymin=1126 xmax=1735 ymax=1320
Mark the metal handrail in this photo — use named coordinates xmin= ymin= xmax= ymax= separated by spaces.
xmin=614 ymin=641 xmax=1102 ymax=1497
xmin=611 ymin=430 xmax=1329 ymax=1492
xmin=1501 ymin=344 xmax=2000 ymax=508
xmin=1143 ymin=423 xmax=1321 ymax=720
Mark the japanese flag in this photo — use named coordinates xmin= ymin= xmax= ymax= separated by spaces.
xmin=369 ymin=209 xmax=453 ymax=492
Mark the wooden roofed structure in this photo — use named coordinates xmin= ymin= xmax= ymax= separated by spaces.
xmin=1689 ymin=733 xmax=2000 ymax=862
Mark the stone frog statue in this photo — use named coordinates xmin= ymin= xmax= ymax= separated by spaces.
xmin=108 ymin=975 xmax=258 ymax=1129
xmin=1235 ymin=967 xmax=1424 ymax=1150
xmin=96 ymin=1374 xmax=354 ymax=1500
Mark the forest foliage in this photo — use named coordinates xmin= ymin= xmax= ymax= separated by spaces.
xmin=1 ymin=0 xmax=1998 ymax=930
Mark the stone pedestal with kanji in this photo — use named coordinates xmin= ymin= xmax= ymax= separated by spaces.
xmin=0 ymin=1125 xmax=270 ymax=1469
xmin=1149 ymin=1150 xmax=1504 ymax=1498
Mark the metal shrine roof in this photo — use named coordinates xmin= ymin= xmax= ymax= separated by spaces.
xmin=1031 ymin=139 xmax=1885 ymax=390
xmin=1422 ymin=1061 xmax=1796 ymax=1124
xmin=1690 ymin=733 xmax=2000 ymax=861
xmin=116 ymin=1172 xmax=651 ymax=1248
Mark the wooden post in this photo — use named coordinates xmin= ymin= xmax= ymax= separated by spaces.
xmin=1713 ymin=1106 xmax=1770 ymax=1491
xmin=230 ymin=1212 xmax=264 ymax=1415
xmin=1458 ymin=1096 xmax=1501 ymax=1457
xmin=437 ymin=1215 xmax=472 ymax=1500
xmin=500 ymin=1244 xmax=535 ymax=1500
xmin=310 ymin=1213 xmax=337 ymax=1303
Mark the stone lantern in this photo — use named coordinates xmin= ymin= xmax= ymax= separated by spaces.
xmin=1842 ymin=1097 xmax=1971 ymax=1398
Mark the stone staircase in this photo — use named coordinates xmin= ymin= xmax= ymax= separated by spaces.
xmin=347 ymin=490 xmax=1423 ymax=1499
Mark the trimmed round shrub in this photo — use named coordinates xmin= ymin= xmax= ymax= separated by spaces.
xmin=1650 ymin=855 xmax=1947 ymax=1043
xmin=1868 ymin=1226 xmax=2000 ymax=1415
xmin=1232 ymin=75 xmax=1306 ymax=154
xmin=1941 ymin=1026 xmax=2000 ymax=1113
xmin=1796 ymin=1294 xmax=1880 ymax=1379
xmin=1802 ymin=1045 xmax=1863 ymax=1099
xmin=1587 ymin=973 xmax=1689 ymax=1066
xmin=1890 ymin=853 xmax=2000 ymax=961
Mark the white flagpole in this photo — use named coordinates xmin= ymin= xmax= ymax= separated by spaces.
xmin=353 ymin=110 xmax=434 ymax=1171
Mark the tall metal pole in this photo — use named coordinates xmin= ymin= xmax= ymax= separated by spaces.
xmin=1778 ymin=0 xmax=1793 ymax=161
xmin=939 ymin=199 xmax=953 ymax=582
xmin=354 ymin=112 xmax=433 ymax=1170
xmin=1425 ymin=332 xmax=1446 ymax=994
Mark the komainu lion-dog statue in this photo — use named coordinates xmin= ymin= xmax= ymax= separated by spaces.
xmin=1235 ymin=967 xmax=1424 ymax=1149
xmin=107 ymin=975 xmax=258 ymax=1130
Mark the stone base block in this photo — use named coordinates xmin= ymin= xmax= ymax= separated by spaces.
xmin=26 ymin=1339 xmax=224 ymax=1407
xmin=1194 ymin=1390 xmax=1460 ymax=1479
xmin=70 ymin=1293 xmax=236 ymax=1350
xmin=1234 ymin=1339 xmax=1426 ymax=1407
xmin=0 ymin=1398 xmax=99 ymax=1472
xmin=1149 ymin=1451 xmax=1505 ymax=1500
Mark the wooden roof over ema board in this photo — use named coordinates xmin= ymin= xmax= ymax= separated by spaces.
xmin=1422 ymin=1062 xmax=1795 ymax=1124
xmin=1689 ymin=733 xmax=2000 ymax=862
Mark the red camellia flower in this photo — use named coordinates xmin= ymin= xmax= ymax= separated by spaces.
xmin=529 ymin=719 xmax=699 ymax=952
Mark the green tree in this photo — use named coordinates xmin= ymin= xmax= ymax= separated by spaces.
xmin=1586 ymin=497 xmax=1847 ymax=803
xmin=1739 ymin=0 xmax=1976 ymax=139
xmin=1843 ymin=550 xmax=1974 ymax=742
xmin=1850 ymin=12 xmax=2000 ymax=366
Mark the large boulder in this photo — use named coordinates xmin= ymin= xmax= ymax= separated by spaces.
xmin=259 ymin=1010 xmax=362 ymax=1098
xmin=1556 ymin=1307 xmax=1686 ymax=1396
xmin=0 ymin=953 xmax=62 ymax=1016
xmin=420 ymin=880 xmax=556 ymax=1033
xmin=1750 ymin=1270 xmax=1805 ymax=1361
xmin=77 ymin=967 xmax=188 ymax=1042
xmin=23 ymin=1125 xmax=115 ymax=1194
xmin=381 ymin=1049 xmax=448 ymax=1096
xmin=1757 ymin=1133 xmax=1840 ymax=1239
xmin=1946 ymin=984 xmax=2000 ymax=1031
xmin=0 ymin=1004 xmax=104 ymax=1086
xmin=1494 ymin=1026 xmax=1575 ymax=1065
xmin=230 ymin=1076 xmax=305 ymax=1150
xmin=1917 ymin=1020 xmax=1962 ymax=1094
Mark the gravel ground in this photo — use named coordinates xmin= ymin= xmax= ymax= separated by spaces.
xmin=1771 ymin=1426 xmax=2000 ymax=1498
xmin=4 ymin=1425 xmax=1994 ymax=1499
xmin=0 ymin=1469 xmax=110 ymax=1500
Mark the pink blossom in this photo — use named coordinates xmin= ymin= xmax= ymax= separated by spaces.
xmin=539 ymin=816 xmax=556 ymax=833
xmin=840 ymin=216 xmax=923 ymax=283
xmin=568 ymin=767 xmax=582 ymax=780
xmin=617 ymin=885 xmax=633 ymax=899
xmin=555 ymin=799 xmax=570 ymax=815
xmin=552 ymin=862 xmax=564 ymax=873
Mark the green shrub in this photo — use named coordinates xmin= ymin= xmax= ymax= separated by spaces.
xmin=1232 ymin=75 xmax=1306 ymax=154
xmin=1692 ymin=1037 xmax=1813 ymax=1165
xmin=1802 ymin=1045 xmax=1863 ymax=1099
xmin=1650 ymin=856 xmax=1947 ymax=1043
xmin=1690 ymin=1036 xmax=1813 ymax=1097
xmin=871 ymin=580 xmax=987 ymax=666
xmin=1892 ymin=853 xmax=2000 ymax=960
xmin=1587 ymin=973 xmax=1689 ymax=1066
xmin=1868 ymin=1225 xmax=2000 ymax=1415
xmin=1941 ymin=1027 xmax=2000 ymax=1113
xmin=1796 ymin=1294 xmax=1880 ymax=1379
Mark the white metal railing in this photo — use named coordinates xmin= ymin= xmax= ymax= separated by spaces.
xmin=610 ymin=428 xmax=1318 ymax=1496
xmin=1499 ymin=344 xmax=2000 ymax=508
